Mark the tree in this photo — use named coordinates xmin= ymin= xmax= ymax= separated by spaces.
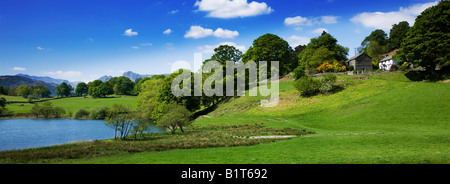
xmin=209 ymin=45 xmax=243 ymax=65
xmin=0 ymin=97 xmax=6 ymax=108
xmin=366 ymin=41 xmax=388 ymax=69
xmin=88 ymin=80 xmax=113 ymax=98
xmin=298 ymin=32 xmax=349 ymax=70
xmin=75 ymin=82 xmax=88 ymax=96
xmin=32 ymin=85 xmax=51 ymax=99
xmin=395 ymin=0 xmax=450 ymax=76
xmin=156 ymin=69 xmax=201 ymax=112
xmin=137 ymin=78 xmax=164 ymax=120
xmin=360 ymin=29 xmax=388 ymax=53
xmin=55 ymin=82 xmax=72 ymax=97
xmin=105 ymin=104 xmax=135 ymax=140
xmin=111 ymin=76 xmax=134 ymax=95
xmin=0 ymin=86 xmax=9 ymax=95
xmin=387 ymin=21 xmax=410 ymax=52
xmin=157 ymin=102 xmax=192 ymax=134
xmin=242 ymin=33 xmax=296 ymax=76
xmin=16 ymin=85 xmax=32 ymax=98
xmin=88 ymin=80 xmax=102 ymax=96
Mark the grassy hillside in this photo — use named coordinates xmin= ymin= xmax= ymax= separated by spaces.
xmin=59 ymin=72 xmax=449 ymax=164
xmin=1 ymin=72 xmax=449 ymax=164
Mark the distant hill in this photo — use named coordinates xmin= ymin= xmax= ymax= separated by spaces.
xmin=122 ymin=71 xmax=153 ymax=81
xmin=98 ymin=71 xmax=169 ymax=82
xmin=98 ymin=75 xmax=113 ymax=82
xmin=0 ymin=75 xmax=58 ymax=95
xmin=16 ymin=73 xmax=81 ymax=87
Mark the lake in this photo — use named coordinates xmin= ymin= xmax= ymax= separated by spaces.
xmin=0 ymin=119 xmax=162 ymax=151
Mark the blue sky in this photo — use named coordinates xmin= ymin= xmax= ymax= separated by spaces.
xmin=0 ymin=0 xmax=439 ymax=82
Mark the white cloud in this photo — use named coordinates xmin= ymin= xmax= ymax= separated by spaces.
xmin=13 ymin=67 xmax=26 ymax=71
xmin=44 ymin=71 xmax=83 ymax=78
xmin=140 ymin=43 xmax=153 ymax=46
xmin=164 ymin=43 xmax=175 ymax=50
xmin=286 ymin=35 xmax=310 ymax=47
xmin=36 ymin=46 xmax=51 ymax=51
xmin=123 ymin=29 xmax=138 ymax=36
xmin=284 ymin=16 xmax=310 ymax=26
xmin=212 ymin=28 xmax=239 ymax=39
xmin=320 ymin=16 xmax=338 ymax=24
xmin=163 ymin=29 xmax=173 ymax=35
xmin=284 ymin=15 xmax=338 ymax=26
xmin=198 ymin=42 xmax=246 ymax=54
xmin=185 ymin=26 xmax=214 ymax=39
xmin=312 ymin=28 xmax=328 ymax=34
xmin=194 ymin=0 xmax=273 ymax=18
xmin=351 ymin=1 xmax=439 ymax=30
xmin=184 ymin=26 xmax=239 ymax=39
xmin=168 ymin=10 xmax=179 ymax=14
xmin=131 ymin=46 xmax=139 ymax=49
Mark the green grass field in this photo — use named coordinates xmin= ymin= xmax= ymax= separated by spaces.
xmin=2 ymin=95 xmax=137 ymax=115
xmin=1 ymin=72 xmax=449 ymax=164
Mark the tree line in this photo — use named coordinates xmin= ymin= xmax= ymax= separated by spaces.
xmin=72 ymin=75 xmax=166 ymax=98
xmin=0 ymin=84 xmax=51 ymax=99
xmin=358 ymin=1 xmax=449 ymax=78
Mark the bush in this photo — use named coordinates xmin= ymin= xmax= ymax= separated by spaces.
xmin=0 ymin=107 xmax=12 ymax=116
xmin=318 ymin=74 xmax=337 ymax=93
xmin=90 ymin=106 xmax=110 ymax=120
xmin=294 ymin=74 xmax=337 ymax=96
xmin=389 ymin=64 xmax=399 ymax=71
xmin=0 ymin=97 xmax=5 ymax=108
xmin=74 ymin=109 xmax=90 ymax=119
xmin=52 ymin=106 xmax=66 ymax=118
xmin=30 ymin=101 xmax=65 ymax=118
xmin=293 ymin=66 xmax=306 ymax=79
xmin=293 ymin=77 xmax=321 ymax=96
xmin=398 ymin=62 xmax=410 ymax=71
xmin=306 ymin=68 xmax=319 ymax=76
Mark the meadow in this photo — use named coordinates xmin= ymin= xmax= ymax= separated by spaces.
xmin=1 ymin=72 xmax=449 ymax=164
xmin=1 ymin=95 xmax=137 ymax=116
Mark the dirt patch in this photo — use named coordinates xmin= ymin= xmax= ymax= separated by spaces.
xmin=440 ymin=79 xmax=450 ymax=83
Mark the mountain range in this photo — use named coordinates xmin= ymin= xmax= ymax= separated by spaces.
xmin=98 ymin=71 xmax=167 ymax=82
xmin=0 ymin=71 xmax=169 ymax=96
xmin=0 ymin=75 xmax=58 ymax=95
xmin=16 ymin=73 xmax=81 ymax=87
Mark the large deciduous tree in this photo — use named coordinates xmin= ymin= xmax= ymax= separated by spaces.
xmin=395 ymin=0 xmax=450 ymax=77
xmin=298 ymin=32 xmax=349 ymax=70
xmin=55 ymin=82 xmax=72 ymax=97
xmin=242 ymin=33 xmax=295 ymax=76
xmin=387 ymin=21 xmax=410 ymax=52
xmin=75 ymin=82 xmax=88 ymax=96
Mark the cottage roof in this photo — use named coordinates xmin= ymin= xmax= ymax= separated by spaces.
xmin=346 ymin=53 xmax=370 ymax=63
xmin=379 ymin=49 xmax=399 ymax=62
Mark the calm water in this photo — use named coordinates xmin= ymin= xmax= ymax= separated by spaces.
xmin=0 ymin=119 xmax=162 ymax=151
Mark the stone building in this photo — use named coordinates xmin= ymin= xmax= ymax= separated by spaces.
xmin=346 ymin=53 xmax=372 ymax=73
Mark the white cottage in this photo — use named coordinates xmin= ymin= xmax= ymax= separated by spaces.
xmin=379 ymin=49 xmax=399 ymax=71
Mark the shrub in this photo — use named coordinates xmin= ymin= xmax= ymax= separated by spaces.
xmin=75 ymin=109 xmax=90 ymax=119
xmin=293 ymin=66 xmax=306 ymax=79
xmin=293 ymin=77 xmax=320 ymax=96
xmin=0 ymin=107 xmax=12 ymax=116
xmin=0 ymin=97 xmax=5 ymax=108
xmin=29 ymin=101 xmax=65 ymax=118
xmin=389 ymin=64 xmax=399 ymax=71
xmin=306 ymin=68 xmax=319 ymax=76
xmin=318 ymin=74 xmax=337 ymax=93
xmin=90 ymin=106 xmax=110 ymax=120
xmin=398 ymin=62 xmax=410 ymax=71
xmin=52 ymin=106 xmax=66 ymax=118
